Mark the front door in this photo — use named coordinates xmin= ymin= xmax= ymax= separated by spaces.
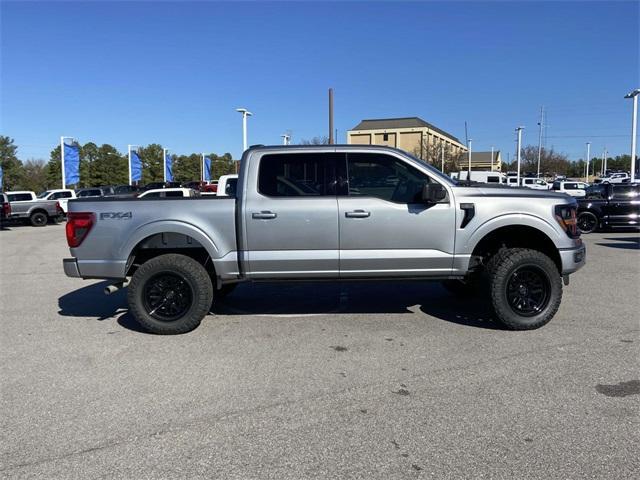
xmin=243 ymin=151 xmax=341 ymax=279
xmin=338 ymin=151 xmax=456 ymax=278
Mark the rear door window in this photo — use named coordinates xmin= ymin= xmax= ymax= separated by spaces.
xmin=564 ymin=183 xmax=577 ymax=190
xmin=8 ymin=193 xmax=33 ymax=201
xmin=258 ymin=153 xmax=341 ymax=197
xmin=164 ymin=191 xmax=184 ymax=197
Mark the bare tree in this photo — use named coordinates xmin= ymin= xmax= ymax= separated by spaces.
xmin=299 ymin=136 xmax=329 ymax=145
xmin=413 ymin=137 xmax=463 ymax=174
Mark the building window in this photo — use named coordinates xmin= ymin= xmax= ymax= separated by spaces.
xmin=383 ymin=133 xmax=389 ymax=141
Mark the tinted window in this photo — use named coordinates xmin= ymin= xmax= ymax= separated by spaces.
xmin=585 ymin=185 xmax=607 ymax=199
xmin=52 ymin=191 xmax=72 ymax=199
xmin=164 ymin=191 xmax=184 ymax=197
xmin=347 ymin=153 xmax=429 ymax=204
xmin=225 ymin=178 xmax=238 ymax=196
xmin=564 ymin=183 xmax=577 ymax=190
xmin=78 ymin=189 xmax=101 ymax=197
xmin=552 ymin=182 xmax=560 ymax=190
xmin=487 ymin=176 xmax=500 ymax=183
xmin=8 ymin=193 xmax=33 ymax=201
xmin=258 ymin=153 xmax=339 ymax=197
xmin=524 ymin=179 xmax=533 ymax=185
xmin=612 ymin=185 xmax=639 ymax=200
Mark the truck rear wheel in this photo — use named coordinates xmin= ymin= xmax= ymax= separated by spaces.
xmin=30 ymin=211 xmax=47 ymax=227
xmin=128 ymin=254 xmax=213 ymax=334
xmin=486 ymin=248 xmax=562 ymax=330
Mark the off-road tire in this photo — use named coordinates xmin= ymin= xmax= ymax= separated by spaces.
xmin=128 ymin=254 xmax=213 ymax=334
xmin=577 ymin=211 xmax=598 ymax=234
xmin=485 ymin=248 xmax=562 ymax=330
xmin=30 ymin=211 xmax=48 ymax=227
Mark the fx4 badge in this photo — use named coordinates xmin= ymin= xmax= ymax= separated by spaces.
xmin=100 ymin=212 xmax=132 ymax=220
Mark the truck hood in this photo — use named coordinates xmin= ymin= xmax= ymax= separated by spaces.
xmin=453 ymin=185 xmax=570 ymax=200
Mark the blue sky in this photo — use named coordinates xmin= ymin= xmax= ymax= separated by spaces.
xmin=1 ymin=0 xmax=638 ymax=162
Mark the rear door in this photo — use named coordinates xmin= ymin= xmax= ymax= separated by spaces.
xmin=243 ymin=151 xmax=341 ymax=278
xmin=608 ymin=185 xmax=640 ymax=226
xmin=338 ymin=151 xmax=456 ymax=278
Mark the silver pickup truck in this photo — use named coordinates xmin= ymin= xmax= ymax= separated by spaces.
xmin=6 ymin=191 xmax=64 ymax=226
xmin=63 ymin=145 xmax=585 ymax=334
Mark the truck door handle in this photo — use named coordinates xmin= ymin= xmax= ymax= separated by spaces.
xmin=252 ymin=211 xmax=277 ymax=220
xmin=345 ymin=210 xmax=370 ymax=218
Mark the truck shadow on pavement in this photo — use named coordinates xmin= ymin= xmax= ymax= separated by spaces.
xmin=58 ymin=280 xmax=500 ymax=332
xmin=595 ymin=236 xmax=640 ymax=250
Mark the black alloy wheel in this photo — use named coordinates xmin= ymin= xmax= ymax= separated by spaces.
xmin=142 ymin=272 xmax=194 ymax=322
xmin=577 ymin=212 xmax=598 ymax=234
xmin=505 ymin=266 xmax=551 ymax=317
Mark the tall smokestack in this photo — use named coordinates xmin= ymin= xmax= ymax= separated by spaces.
xmin=328 ymin=88 xmax=334 ymax=145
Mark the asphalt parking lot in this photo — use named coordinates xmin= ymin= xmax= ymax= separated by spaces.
xmin=0 ymin=223 xmax=638 ymax=479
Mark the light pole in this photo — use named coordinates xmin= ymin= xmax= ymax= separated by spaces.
xmin=536 ymin=106 xmax=544 ymax=178
xmin=624 ymin=88 xmax=640 ymax=182
xmin=467 ymin=139 xmax=472 ymax=180
xmin=585 ymin=142 xmax=591 ymax=183
xmin=490 ymin=145 xmax=494 ymax=171
xmin=236 ymin=108 xmax=253 ymax=152
xmin=163 ymin=148 xmax=170 ymax=183
xmin=281 ymin=133 xmax=291 ymax=145
xmin=441 ymin=142 xmax=445 ymax=173
xmin=515 ymin=127 xmax=524 ymax=185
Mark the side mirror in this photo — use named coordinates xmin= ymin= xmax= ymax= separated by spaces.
xmin=422 ymin=183 xmax=447 ymax=203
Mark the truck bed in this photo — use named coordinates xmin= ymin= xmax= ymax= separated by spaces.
xmin=67 ymin=197 xmax=238 ymax=279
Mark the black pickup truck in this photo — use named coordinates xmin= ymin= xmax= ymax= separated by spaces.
xmin=577 ymin=183 xmax=640 ymax=233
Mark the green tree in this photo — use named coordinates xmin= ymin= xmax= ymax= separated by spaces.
xmin=92 ymin=144 xmax=127 ymax=185
xmin=0 ymin=136 xmax=24 ymax=190
xmin=45 ymin=145 xmax=62 ymax=188
xmin=138 ymin=144 xmax=164 ymax=184
xmin=18 ymin=159 xmax=48 ymax=193
xmin=80 ymin=142 xmax=99 ymax=187
xmin=173 ymin=153 xmax=202 ymax=182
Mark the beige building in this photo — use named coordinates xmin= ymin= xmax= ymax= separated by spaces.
xmin=466 ymin=151 xmax=503 ymax=171
xmin=347 ymin=117 xmax=468 ymax=159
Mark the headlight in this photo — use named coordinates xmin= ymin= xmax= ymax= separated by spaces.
xmin=555 ymin=204 xmax=579 ymax=238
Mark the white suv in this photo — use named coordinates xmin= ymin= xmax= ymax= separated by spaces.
xmin=551 ymin=181 xmax=586 ymax=197
xmin=599 ymin=173 xmax=630 ymax=184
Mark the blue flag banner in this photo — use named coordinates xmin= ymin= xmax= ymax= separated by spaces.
xmin=204 ymin=157 xmax=212 ymax=182
xmin=63 ymin=142 xmax=80 ymax=186
xmin=131 ymin=151 xmax=142 ymax=183
xmin=165 ymin=153 xmax=173 ymax=182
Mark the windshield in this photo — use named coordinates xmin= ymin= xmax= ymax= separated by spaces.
xmin=37 ymin=191 xmax=51 ymax=198
xmin=403 ymin=152 xmax=457 ymax=186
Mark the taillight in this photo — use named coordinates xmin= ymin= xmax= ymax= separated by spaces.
xmin=555 ymin=204 xmax=579 ymax=238
xmin=66 ymin=212 xmax=95 ymax=247
xmin=3 ymin=202 xmax=10 ymax=216
xmin=55 ymin=201 xmax=63 ymax=214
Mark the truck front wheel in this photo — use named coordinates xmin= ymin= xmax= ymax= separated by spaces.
xmin=486 ymin=248 xmax=562 ymax=330
xmin=128 ymin=254 xmax=213 ymax=334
